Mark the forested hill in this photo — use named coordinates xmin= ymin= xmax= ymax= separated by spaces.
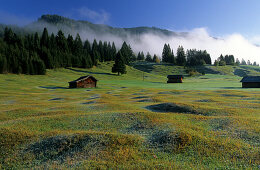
xmin=0 ymin=14 xmax=185 ymax=39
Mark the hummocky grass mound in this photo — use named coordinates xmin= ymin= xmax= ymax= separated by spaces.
xmin=24 ymin=132 xmax=143 ymax=164
xmin=146 ymin=103 xmax=205 ymax=115
xmin=149 ymin=129 xmax=192 ymax=152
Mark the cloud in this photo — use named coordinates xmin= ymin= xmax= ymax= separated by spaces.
xmin=0 ymin=10 xmax=33 ymax=26
xmin=29 ymin=20 xmax=260 ymax=64
xmin=77 ymin=7 xmax=110 ymax=24
xmin=70 ymin=27 xmax=260 ymax=64
xmin=249 ymin=35 xmax=260 ymax=45
xmin=124 ymin=28 xmax=260 ymax=64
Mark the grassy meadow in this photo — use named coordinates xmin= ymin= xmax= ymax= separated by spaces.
xmin=0 ymin=62 xmax=259 ymax=169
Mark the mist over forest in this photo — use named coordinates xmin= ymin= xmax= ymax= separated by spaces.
xmin=1 ymin=14 xmax=259 ymax=63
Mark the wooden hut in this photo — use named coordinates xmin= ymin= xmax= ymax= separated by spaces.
xmin=167 ymin=75 xmax=183 ymax=83
xmin=69 ymin=75 xmax=98 ymax=88
xmin=240 ymin=76 xmax=260 ymax=88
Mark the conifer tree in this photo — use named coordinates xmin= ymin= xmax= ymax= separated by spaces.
xmin=83 ymin=39 xmax=91 ymax=54
xmin=33 ymin=32 xmax=40 ymax=52
xmin=111 ymin=42 xmax=117 ymax=61
xmin=112 ymin=51 xmax=126 ymax=75
xmin=241 ymin=58 xmax=246 ymax=65
xmin=176 ymin=46 xmax=186 ymax=66
xmin=235 ymin=58 xmax=240 ymax=65
xmin=120 ymin=41 xmax=133 ymax=64
xmin=56 ymin=30 xmax=68 ymax=53
xmin=162 ymin=44 xmax=174 ymax=63
xmin=137 ymin=51 xmax=145 ymax=61
xmin=145 ymin=52 xmax=153 ymax=62
xmin=74 ymin=34 xmax=83 ymax=56
xmin=40 ymin=27 xmax=49 ymax=48
xmin=92 ymin=39 xmax=99 ymax=65
xmin=3 ymin=27 xmax=14 ymax=44
xmin=153 ymin=54 xmax=160 ymax=63
xmin=103 ymin=41 xmax=108 ymax=61
xmin=67 ymin=34 xmax=74 ymax=53
xmin=0 ymin=54 xmax=7 ymax=73
xmin=98 ymin=40 xmax=104 ymax=62
xmin=107 ymin=42 xmax=112 ymax=61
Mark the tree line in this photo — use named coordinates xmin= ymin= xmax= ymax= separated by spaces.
xmin=213 ymin=54 xmax=259 ymax=66
xmin=0 ymin=27 xmax=259 ymax=75
xmin=161 ymin=44 xmax=212 ymax=66
xmin=0 ymin=27 xmax=130 ymax=74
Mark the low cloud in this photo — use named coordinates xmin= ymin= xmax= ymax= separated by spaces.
xmin=77 ymin=27 xmax=259 ymax=63
xmin=66 ymin=27 xmax=260 ymax=64
xmin=129 ymin=28 xmax=260 ymax=63
xmin=77 ymin=7 xmax=110 ymax=24
xmin=2 ymin=11 xmax=259 ymax=64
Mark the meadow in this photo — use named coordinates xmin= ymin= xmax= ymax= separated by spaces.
xmin=0 ymin=63 xmax=259 ymax=169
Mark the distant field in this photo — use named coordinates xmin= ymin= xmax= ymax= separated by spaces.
xmin=0 ymin=63 xmax=259 ymax=169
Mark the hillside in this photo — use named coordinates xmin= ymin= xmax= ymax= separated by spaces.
xmin=0 ymin=63 xmax=259 ymax=169
xmin=0 ymin=14 xmax=186 ymax=40
xmin=132 ymin=62 xmax=260 ymax=77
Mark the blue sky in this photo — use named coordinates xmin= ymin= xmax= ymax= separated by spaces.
xmin=1 ymin=0 xmax=260 ymax=37
xmin=1 ymin=0 xmax=260 ymax=63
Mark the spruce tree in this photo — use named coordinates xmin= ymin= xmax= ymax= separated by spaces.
xmin=33 ymin=32 xmax=40 ymax=52
xmin=145 ymin=52 xmax=153 ymax=62
xmin=107 ymin=42 xmax=112 ymax=61
xmin=120 ymin=41 xmax=133 ymax=64
xmin=235 ymin=58 xmax=240 ymax=65
xmin=176 ymin=46 xmax=186 ymax=66
xmin=3 ymin=27 xmax=14 ymax=44
xmin=162 ymin=44 xmax=173 ymax=63
xmin=111 ymin=42 xmax=117 ymax=61
xmin=40 ymin=27 xmax=49 ymax=48
xmin=67 ymin=34 xmax=74 ymax=53
xmin=137 ymin=52 xmax=144 ymax=61
xmin=83 ymin=39 xmax=91 ymax=54
xmin=0 ymin=54 xmax=7 ymax=73
xmin=153 ymin=54 xmax=160 ymax=63
xmin=112 ymin=51 xmax=126 ymax=75
xmin=241 ymin=58 xmax=246 ymax=65
xmin=74 ymin=33 xmax=83 ymax=56
xmin=98 ymin=40 xmax=104 ymax=62
xmin=92 ymin=39 xmax=99 ymax=65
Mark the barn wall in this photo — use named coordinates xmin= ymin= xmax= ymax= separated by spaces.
xmin=167 ymin=78 xmax=182 ymax=83
xmin=242 ymin=82 xmax=260 ymax=88
xmin=69 ymin=82 xmax=77 ymax=88
xmin=76 ymin=78 xmax=96 ymax=88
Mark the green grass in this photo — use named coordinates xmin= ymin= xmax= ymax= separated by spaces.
xmin=0 ymin=63 xmax=259 ymax=169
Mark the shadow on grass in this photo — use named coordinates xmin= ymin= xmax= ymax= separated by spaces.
xmin=234 ymin=68 xmax=249 ymax=77
xmin=39 ymin=86 xmax=69 ymax=90
xmin=194 ymin=65 xmax=221 ymax=74
xmin=66 ymin=68 xmax=115 ymax=76
xmin=146 ymin=103 xmax=207 ymax=115
xmin=220 ymin=87 xmax=242 ymax=89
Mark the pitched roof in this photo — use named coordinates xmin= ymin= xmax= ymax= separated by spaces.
xmin=167 ymin=75 xmax=183 ymax=79
xmin=69 ymin=75 xmax=98 ymax=83
xmin=240 ymin=76 xmax=260 ymax=82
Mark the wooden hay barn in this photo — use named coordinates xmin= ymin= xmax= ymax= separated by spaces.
xmin=167 ymin=75 xmax=183 ymax=83
xmin=240 ymin=76 xmax=260 ymax=88
xmin=69 ymin=75 xmax=98 ymax=88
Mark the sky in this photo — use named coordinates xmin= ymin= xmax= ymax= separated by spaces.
xmin=1 ymin=0 xmax=260 ymax=63
xmin=1 ymin=0 xmax=260 ymax=37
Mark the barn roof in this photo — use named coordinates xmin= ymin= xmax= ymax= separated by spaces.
xmin=69 ymin=75 xmax=98 ymax=83
xmin=240 ymin=76 xmax=260 ymax=82
xmin=167 ymin=75 xmax=183 ymax=79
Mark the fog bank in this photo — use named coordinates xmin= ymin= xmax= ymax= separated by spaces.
xmin=30 ymin=22 xmax=260 ymax=64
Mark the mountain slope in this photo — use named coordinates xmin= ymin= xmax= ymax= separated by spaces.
xmin=0 ymin=14 xmax=186 ymax=42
